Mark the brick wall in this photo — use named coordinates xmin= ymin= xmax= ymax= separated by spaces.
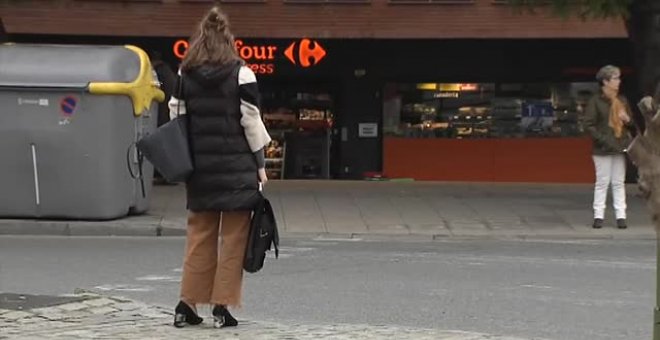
xmin=1 ymin=0 xmax=627 ymax=39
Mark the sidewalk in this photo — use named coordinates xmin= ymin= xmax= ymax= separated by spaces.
xmin=0 ymin=292 xmax=534 ymax=340
xmin=0 ymin=180 xmax=655 ymax=240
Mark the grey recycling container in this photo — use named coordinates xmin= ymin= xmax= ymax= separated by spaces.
xmin=0 ymin=43 xmax=164 ymax=220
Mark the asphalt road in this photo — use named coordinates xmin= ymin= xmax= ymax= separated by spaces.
xmin=0 ymin=235 xmax=654 ymax=340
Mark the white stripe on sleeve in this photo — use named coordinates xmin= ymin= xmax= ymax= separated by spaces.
xmin=238 ymin=65 xmax=257 ymax=86
xmin=168 ymin=96 xmax=186 ymax=121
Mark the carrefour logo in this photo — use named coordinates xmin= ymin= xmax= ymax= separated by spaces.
xmin=172 ymin=38 xmax=327 ymax=75
xmin=284 ymin=39 xmax=326 ymax=68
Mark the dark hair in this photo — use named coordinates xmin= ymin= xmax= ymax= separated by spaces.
xmin=181 ymin=6 xmax=241 ymax=71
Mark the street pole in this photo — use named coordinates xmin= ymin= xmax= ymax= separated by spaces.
xmin=656 ymin=236 xmax=660 ymax=339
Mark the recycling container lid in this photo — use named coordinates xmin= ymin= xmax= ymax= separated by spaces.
xmin=0 ymin=43 xmax=140 ymax=88
xmin=0 ymin=43 xmax=165 ymax=116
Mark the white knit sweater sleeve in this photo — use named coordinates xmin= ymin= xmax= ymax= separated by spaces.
xmin=238 ymin=66 xmax=272 ymax=152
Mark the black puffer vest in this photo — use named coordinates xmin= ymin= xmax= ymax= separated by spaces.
xmin=182 ymin=62 xmax=260 ymax=211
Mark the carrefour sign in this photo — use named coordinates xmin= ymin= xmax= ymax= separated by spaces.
xmin=172 ymin=38 xmax=327 ymax=75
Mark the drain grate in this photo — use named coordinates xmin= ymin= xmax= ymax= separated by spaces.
xmin=0 ymin=293 xmax=87 ymax=311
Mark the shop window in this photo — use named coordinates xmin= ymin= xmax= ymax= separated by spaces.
xmin=261 ymin=91 xmax=334 ymax=179
xmin=382 ymin=82 xmax=598 ymax=139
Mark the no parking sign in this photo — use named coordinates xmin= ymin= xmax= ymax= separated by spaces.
xmin=60 ymin=96 xmax=77 ymax=117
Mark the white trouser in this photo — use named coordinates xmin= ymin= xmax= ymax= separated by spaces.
xmin=592 ymin=154 xmax=627 ymax=219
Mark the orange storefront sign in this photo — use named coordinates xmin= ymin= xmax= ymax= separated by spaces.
xmin=172 ymin=40 xmax=188 ymax=60
xmin=284 ymin=39 xmax=326 ymax=68
xmin=172 ymin=38 xmax=326 ymax=75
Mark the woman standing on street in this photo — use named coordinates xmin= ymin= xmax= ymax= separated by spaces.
xmin=169 ymin=6 xmax=271 ymax=328
xmin=584 ymin=65 xmax=634 ymax=229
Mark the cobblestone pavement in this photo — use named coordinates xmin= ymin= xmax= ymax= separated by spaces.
xmin=0 ymin=292 xmax=538 ymax=340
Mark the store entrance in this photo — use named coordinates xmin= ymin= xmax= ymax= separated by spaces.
xmin=259 ymin=77 xmax=339 ymax=180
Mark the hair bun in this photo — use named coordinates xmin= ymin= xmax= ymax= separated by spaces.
xmin=206 ymin=9 xmax=227 ymax=31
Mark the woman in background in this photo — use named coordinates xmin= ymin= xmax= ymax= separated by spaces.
xmin=584 ymin=65 xmax=633 ymax=229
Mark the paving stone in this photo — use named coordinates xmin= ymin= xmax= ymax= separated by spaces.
xmin=0 ymin=293 xmax=536 ymax=340
xmin=52 ymin=330 xmax=97 ymax=337
xmin=83 ymin=298 xmax=116 ymax=307
xmin=367 ymin=224 xmax=410 ymax=235
xmin=447 ymin=219 xmax=489 ymax=230
xmin=34 ymin=312 xmax=69 ymax=321
xmin=15 ymin=316 xmax=42 ymax=324
xmin=110 ymin=302 xmax=147 ymax=311
xmin=39 ymin=320 xmax=72 ymax=329
xmin=58 ymin=302 xmax=90 ymax=312
xmin=88 ymin=306 xmax=118 ymax=315
xmin=32 ymin=306 xmax=64 ymax=314
xmin=0 ymin=310 xmax=32 ymax=321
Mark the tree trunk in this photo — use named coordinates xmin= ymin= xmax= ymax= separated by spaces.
xmin=629 ymin=102 xmax=660 ymax=230
xmin=628 ymin=0 xmax=660 ymax=97
xmin=627 ymin=0 xmax=660 ymax=233
xmin=0 ymin=18 xmax=6 ymax=43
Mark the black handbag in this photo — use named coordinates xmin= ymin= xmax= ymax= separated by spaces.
xmin=244 ymin=194 xmax=279 ymax=273
xmin=137 ymin=76 xmax=193 ymax=183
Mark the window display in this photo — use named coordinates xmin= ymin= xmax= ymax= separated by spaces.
xmin=263 ymin=106 xmax=294 ymax=180
xmin=265 ymin=138 xmax=286 ymax=179
xmin=383 ymin=82 xmax=598 ymax=139
xmin=262 ymin=90 xmax=334 ymax=179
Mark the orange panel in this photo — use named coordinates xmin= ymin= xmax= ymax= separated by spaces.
xmin=383 ymin=137 xmax=595 ymax=183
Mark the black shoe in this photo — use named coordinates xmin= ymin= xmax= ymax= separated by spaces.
xmin=617 ymin=218 xmax=628 ymax=229
xmin=173 ymin=301 xmax=203 ymax=328
xmin=212 ymin=305 xmax=238 ymax=328
xmin=592 ymin=218 xmax=604 ymax=229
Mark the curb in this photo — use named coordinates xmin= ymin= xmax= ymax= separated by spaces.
xmin=0 ymin=220 xmax=183 ymax=237
xmin=0 ymin=219 xmax=655 ymax=241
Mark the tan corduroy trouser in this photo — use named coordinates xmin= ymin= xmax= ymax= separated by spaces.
xmin=180 ymin=210 xmax=251 ymax=308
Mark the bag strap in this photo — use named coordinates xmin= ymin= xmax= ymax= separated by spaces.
xmin=175 ymin=73 xmax=184 ymax=118
xmin=263 ymin=198 xmax=279 ymax=258
xmin=245 ymin=195 xmax=265 ymax=260
xmin=273 ymin=226 xmax=279 ymax=258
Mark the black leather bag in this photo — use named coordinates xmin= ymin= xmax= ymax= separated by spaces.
xmin=244 ymin=195 xmax=279 ymax=273
xmin=137 ymin=76 xmax=193 ymax=183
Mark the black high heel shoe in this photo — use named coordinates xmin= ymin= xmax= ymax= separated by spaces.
xmin=212 ymin=305 xmax=238 ymax=328
xmin=173 ymin=301 xmax=203 ymax=328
